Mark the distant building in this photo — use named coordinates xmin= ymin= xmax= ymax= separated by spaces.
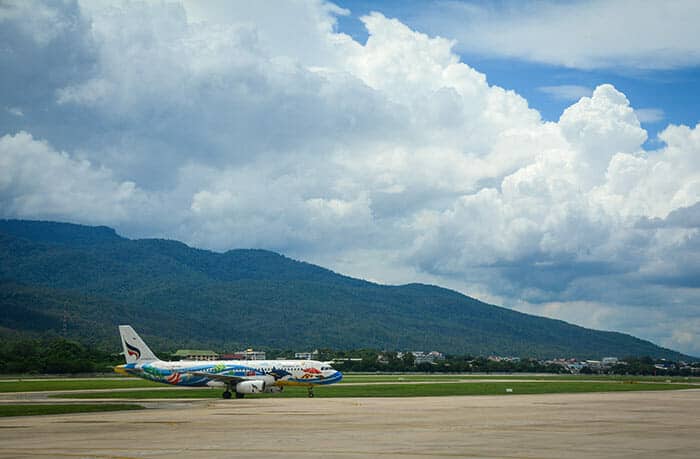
xmin=397 ymin=351 xmax=445 ymax=365
xmin=412 ymin=352 xmax=433 ymax=365
xmin=173 ymin=349 xmax=219 ymax=361
xmin=602 ymin=357 xmax=619 ymax=366
xmin=220 ymin=349 xmax=266 ymax=360
xmin=488 ymin=355 xmax=519 ymax=363
xmin=239 ymin=349 xmax=266 ymax=360
xmin=566 ymin=362 xmax=585 ymax=373
xmin=294 ymin=350 xmax=319 ymax=360
xmin=220 ymin=353 xmax=245 ymax=360
xmin=331 ymin=358 xmax=362 ymax=365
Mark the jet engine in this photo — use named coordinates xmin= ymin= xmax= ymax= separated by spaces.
xmin=235 ymin=380 xmax=265 ymax=394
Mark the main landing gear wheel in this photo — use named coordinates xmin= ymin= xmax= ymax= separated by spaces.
xmin=235 ymin=392 xmax=245 ymax=399
xmin=308 ymin=387 xmax=314 ymax=398
xmin=222 ymin=390 xmax=232 ymax=399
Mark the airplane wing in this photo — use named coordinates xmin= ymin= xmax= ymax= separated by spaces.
xmin=186 ymin=371 xmax=245 ymax=383
xmin=187 ymin=368 xmax=289 ymax=384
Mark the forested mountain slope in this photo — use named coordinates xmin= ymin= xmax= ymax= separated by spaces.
xmin=0 ymin=219 xmax=691 ymax=360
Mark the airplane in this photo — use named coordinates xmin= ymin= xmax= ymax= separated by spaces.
xmin=114 ymin=325 xmax=343 ymax=399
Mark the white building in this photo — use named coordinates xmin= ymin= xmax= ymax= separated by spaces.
xmin=397 ymin=351 xmax=445 ymax=365
xmin=294 ymin=350 xmax=319 ymax=360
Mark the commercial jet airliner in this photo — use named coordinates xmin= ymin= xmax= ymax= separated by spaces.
xmin=114 ymin=325 xmax=342 ymax=398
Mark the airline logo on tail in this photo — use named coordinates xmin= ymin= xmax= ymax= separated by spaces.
xmin=125 ymin=341 xmax=141 ymax=359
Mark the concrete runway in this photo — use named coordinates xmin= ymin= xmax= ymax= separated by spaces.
xmin=1 ymin=390 xmax=699 ymax=458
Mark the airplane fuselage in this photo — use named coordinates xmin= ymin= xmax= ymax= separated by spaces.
xmin=116 ymin=359 xmax=343 ymax=388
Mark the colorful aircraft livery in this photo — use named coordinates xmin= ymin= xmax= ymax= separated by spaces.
xmin=125 ymin=341 xmax=140 ymax=359
xmin=115 ymin=325 xmax=342 ymax=398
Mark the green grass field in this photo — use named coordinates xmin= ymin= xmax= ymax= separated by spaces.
xmin=1 ymin=374 xmax=697 ymax=393
xmin=0 ymin=403 xmax=144 ymax=417
xmin=54 ymin=381 xmax=699 ymax=399
xmin=340 ymin=374 xmax=700 ymax=383
xmin=0 ymin=378 xmax=162 ymax=392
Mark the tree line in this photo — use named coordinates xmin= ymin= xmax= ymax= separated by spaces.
xmin=0 ymin=337 xmax=121 ymax=374
xmin=1 ymin=338 xmax=696 ymax=376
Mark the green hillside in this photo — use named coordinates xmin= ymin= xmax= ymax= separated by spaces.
xmin=0 ymin=219 xmax=691 ymax=360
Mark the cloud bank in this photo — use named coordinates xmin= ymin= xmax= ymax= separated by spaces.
xmin=1 ymin=0 xmax=699 ymax=355
xmin=414 ymin=0 xmax=700 ymax=70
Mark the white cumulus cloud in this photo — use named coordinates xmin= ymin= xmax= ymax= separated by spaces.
xmin=0 ymin=131 xmax=150 ymax=223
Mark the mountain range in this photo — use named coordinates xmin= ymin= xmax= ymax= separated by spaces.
xmin=0 ymin=219 xmax=692 ymax=360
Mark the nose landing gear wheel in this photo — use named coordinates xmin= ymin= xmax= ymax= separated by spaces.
xmin=308 ymin=387 xmax=314 ymax=398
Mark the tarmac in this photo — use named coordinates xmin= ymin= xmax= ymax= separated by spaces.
xmin=1 ymin=389 xmax=699 ymax=458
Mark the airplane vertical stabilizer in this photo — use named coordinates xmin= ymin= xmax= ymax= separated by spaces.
xmin=119 ymin=325 xmax=159 ymax=364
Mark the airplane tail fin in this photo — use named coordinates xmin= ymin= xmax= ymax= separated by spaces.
xmin=119 ymin=325 xmax=159 ymax=364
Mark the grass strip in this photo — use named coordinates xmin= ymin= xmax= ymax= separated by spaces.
xmin=3 ymin=375 xmax=696 ymax=393
xmin=340 ymin=374 xmax=700 ymax=383
xmin=0 ymin=403 xmax=144 ymax=417
xmin=0 ymin=379 xmax=162 ymax=393
xmin=55 ymin=381 xmax=699 ymax=399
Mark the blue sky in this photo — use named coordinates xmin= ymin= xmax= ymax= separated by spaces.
xmin=1 ymin=0 xmax=699 ymax=356
xmin=334 ymin=0 xmax=700 ymax=145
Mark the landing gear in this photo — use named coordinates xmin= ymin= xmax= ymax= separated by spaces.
xmin=235 ymin=392 xmax=245 ymax=399
xmin=308 ymin=386 xmax=314 ymax=398
xmin=223 ymin=383 xmax=235 ymax=400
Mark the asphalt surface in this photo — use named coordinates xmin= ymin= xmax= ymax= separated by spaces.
xmin=1 ymin=389 xmax=699 ymax=458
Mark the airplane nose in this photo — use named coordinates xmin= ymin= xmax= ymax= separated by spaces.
xmin=334 ymin=370 xmax=343 ymax=382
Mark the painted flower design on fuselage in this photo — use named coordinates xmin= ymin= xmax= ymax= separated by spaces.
xmin=300 ymin=367 xmax=324 ymax=379
xmin=211 ymin=363 xmax=226 ymax=373
xmin=268 ymin=368 xmax=292 ymax=380
xmin=142 ymin=365 xmax=167 ymax=381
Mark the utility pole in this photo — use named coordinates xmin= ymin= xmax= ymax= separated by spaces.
xmin=62 ymin=301 xmax=68 ymax=337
